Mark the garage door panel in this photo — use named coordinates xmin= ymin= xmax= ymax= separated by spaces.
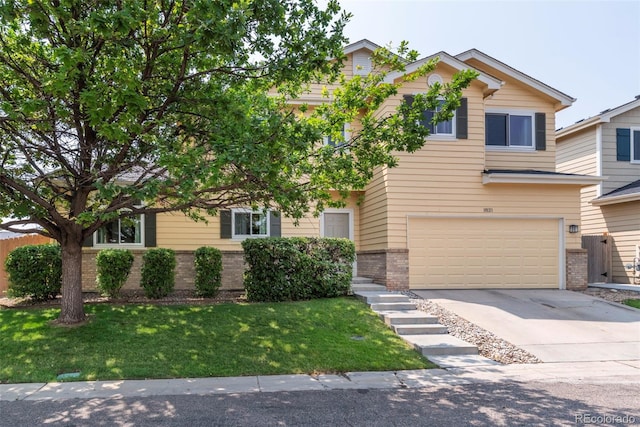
xmin=409 ymin=218 xmax=559 ymax=289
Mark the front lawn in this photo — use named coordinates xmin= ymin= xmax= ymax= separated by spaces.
xmin=0 ymin=297 xmax=432 ymax=383
xmin=623 ymin=299 xmax=640 ymax=309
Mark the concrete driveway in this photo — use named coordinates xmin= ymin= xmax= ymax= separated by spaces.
xmin=412 ymin=289 xmax=640 ymax=363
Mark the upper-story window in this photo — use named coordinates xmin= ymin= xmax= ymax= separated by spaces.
xmin=427 ymin=100 xmax=455 ymax=137
xmin=324 ymin=123 xmax=351 ymax=148
xmin=402 ymin=95 xmax=468 ymax=140
xmin=616 ymin=127 xmax=640 ymax=163
xmin=95 ymin=214 xmax=144 ymax=246
xmin=485 ymin=111 xmax=534 ymax=149
xmin=352 ymin=52 xmax=372 ymax=76
xmin=232 ymin=208 xmax=269 ymax=238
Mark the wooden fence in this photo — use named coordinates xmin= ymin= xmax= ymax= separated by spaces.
xmin=0 ymin=234 xmax=54 ymax=295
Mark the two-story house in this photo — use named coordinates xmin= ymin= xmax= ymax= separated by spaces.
xmin=557 ymin=97 xmax=640 ymax=285
xmin=82 ymin=39 xmax=600 ymax=292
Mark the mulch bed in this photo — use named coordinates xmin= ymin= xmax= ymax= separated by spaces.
xmin=0 ymin=289 xmax=246 ymax=309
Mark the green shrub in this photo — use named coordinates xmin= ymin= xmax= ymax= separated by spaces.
xmin=194 ymin=246 xmax=223 ymax=297
xmin=5 ymin=244 xmax=62 ymax=301
xmin=96 ymin=249 xmax=134 ymax=298
xmin=242 ymin=237 xmax=355 ymax=302
xmin=140 ymin=248 xmax=176 ymax=299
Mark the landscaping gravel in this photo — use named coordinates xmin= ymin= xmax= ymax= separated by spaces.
xmin=403 ymin=291 xmax=542 ymax=365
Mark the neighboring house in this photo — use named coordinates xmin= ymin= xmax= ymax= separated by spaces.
xmin=557 ymin=97 xmax=640 ymax=284
xmin=82 ymin=39 xmax=600 ymax=292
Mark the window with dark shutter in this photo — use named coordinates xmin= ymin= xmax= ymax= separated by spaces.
xmin=403 ymin=94 xmax=460 ymax=138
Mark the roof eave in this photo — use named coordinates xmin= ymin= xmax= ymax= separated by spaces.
xmin=591 ymin=193 xmax=640 ymax=206
xmin=557 ymin=97 xmax=640 ymax=138
xmin=383 ymin=52 xmax=503 ymax=91
xmin=482 ymin=173 xmax=604 ymax=186
xmin=456 ymin=49 xmax=576 ymax=109
xmin=343 ymin=39 xmax=383 ymax=56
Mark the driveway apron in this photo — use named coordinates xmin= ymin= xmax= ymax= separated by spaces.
xmin=411 ymin=289 xmax=640 ymax=363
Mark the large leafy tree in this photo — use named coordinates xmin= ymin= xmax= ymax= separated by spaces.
xmin=0 ymin=0 xmax=476 ymax=324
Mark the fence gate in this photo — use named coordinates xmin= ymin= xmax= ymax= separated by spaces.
xmin=581 ymin=234 xmax=613 ymax=284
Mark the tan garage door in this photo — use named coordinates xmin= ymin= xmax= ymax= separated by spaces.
xmin=408 ymin=217 xmax=560 ymax=289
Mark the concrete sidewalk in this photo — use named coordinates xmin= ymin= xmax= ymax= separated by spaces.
xmin=2 ymin=360 xmax=639 ymax=401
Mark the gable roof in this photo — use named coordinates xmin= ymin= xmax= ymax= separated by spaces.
xmin=456 ymin=49 xmax=576 ymax=110
xmin=343 ymin=39 xmax=383 ymax=55
xmin=383 ymin=51 xmax=502 ymax=97
xmin=591 ymin=178 xmax=640 ymax=206
xmin=557 ymin=96 xmax=640 ymax=137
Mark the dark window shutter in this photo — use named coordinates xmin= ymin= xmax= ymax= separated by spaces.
xmin=403 ymin=94 xmax=414 ymax=106
xmin=616 ymin=128 xmax=631 ymax=161
xmin=220 ymin=210 xmax=232 ymax=239
xmin=83 ymin=234 xmax=93 ymax=247
xmin=456 ymin=98 xmax=468 ymax=139
xmin=269 ymin=211 xmax=281 ymax=237
xmin=423 ymin=110 xmax=434 ymax=132
xmin=144 ymin=212 xmax=156 ymax=247
xmin=535 ymin=113 xmax=546 ymax=151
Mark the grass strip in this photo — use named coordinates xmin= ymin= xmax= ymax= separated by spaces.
xmin=0 ymin=297 xmax=433 ymax=383
xmin=623 ymin=299 xmax=640 ymax=309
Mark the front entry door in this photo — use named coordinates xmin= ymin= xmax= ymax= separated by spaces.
xmin=323 ymin=213 xmax=350 ymax=239
xmin=322 ymin=210 xmax=356 ymax=275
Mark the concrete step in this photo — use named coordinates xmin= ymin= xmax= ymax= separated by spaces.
xmin=351 ymin=283 xmax=387 ymax=292
xmin=370 ymin=302 xmax=417 ymax=311
xmin=382 ymin=311 xmax=440 ymax=325
xmin=402 ymin=334 xmax=479 ymax=356
xmin=359 ymin=293 xmax=410 ymax=304
xmin=393 ymin=324 xmax=448 ymax=335
xmin=351 ymin=276 xmax=375 ymax=284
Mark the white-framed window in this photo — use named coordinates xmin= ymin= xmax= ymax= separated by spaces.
xmin=426 ymin=100 xmax=455 ymax=137
xmin=95 ymin=214 xmax=144 ymax=247
xmin=352 ymin=52 xmax=372 ymax=76
xmin=485 ymin=110 xmax=535 ymax=149
xmin=324 ymin=123 xmax=351 ymax=148
xmin=232 ymin=208 xmax=270 ymax=238
xmin=631 ymin=127 xmax=640 ymax=163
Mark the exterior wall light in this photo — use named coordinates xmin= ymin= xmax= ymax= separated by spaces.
xmin=568 ymin=224 xmax=579 ymax=233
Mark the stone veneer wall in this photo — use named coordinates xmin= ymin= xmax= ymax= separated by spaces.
xmin=357 ymin=249 xmax=409 ymax=290
xmin=81 ymin=249 xmax=246 ymax=292
xmin=566 ymin=248 xmax=588 ymax=290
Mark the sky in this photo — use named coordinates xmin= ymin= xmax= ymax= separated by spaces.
xmin=334 ymin=0 xmax=640 ymax=129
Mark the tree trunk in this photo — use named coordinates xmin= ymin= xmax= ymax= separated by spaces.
xmin=57 ymin=234 xmax=86 ymax=324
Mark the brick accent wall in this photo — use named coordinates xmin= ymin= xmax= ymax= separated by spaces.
xmin=566 ymin=248 xmax=588 ymax=290
xmin=357 ymin=249 xmax=409 ymax=291
xmin=81 ymin=249 xmax=247 ymax=292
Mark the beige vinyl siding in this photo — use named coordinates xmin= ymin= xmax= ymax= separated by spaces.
xmin=156 ymin=192 xmax=362 ymax=251
xmin=465 ymin=59 xmax=558 ymax=172
xmin=156 ymin=211 xmax=320 ymax=251
xmin=359 ymin=166 xmax=390 ymax=250
xmin=556 ymin=127 xmax=598 ymax=176
xmin=601 ymin=108 xmax=640 ymax=194
xmin=599 ymin=203 xmax=640 ymax=283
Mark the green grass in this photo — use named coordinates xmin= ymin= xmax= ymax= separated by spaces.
xmin=0 ymin=297 xmax=433 ymax=383
xmin=623 ymin=299 xmax=640 ymax=309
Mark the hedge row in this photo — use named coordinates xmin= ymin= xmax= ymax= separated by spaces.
xmin=5 ymin=245 xmax=222 ymax=300
xmin=242 ymin=237 xmax=355 ymax=302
